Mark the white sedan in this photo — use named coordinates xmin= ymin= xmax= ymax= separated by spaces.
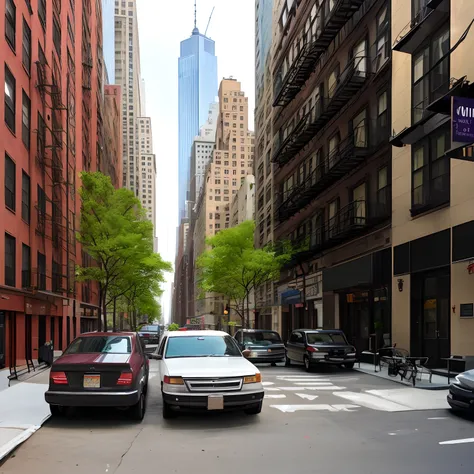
xmin=150 ymin=330 xmax=264 ymax=419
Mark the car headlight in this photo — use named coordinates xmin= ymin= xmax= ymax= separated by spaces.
xmin=346 ymin=352 xmax=356 ymax=357
xmin=243 ymin=374 xmax=262 ymax=384
xmin=164 ymin=376 xmax=184 ymax=385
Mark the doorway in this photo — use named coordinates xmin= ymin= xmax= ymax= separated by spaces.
xmin=411 ymin=268 xmax=450 ymax=366
xmin=38 ymin=315 xmax=46 ymax=347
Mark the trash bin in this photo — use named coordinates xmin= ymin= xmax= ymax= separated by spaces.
xmin=39 ymin=342 xmax=54 ymax=366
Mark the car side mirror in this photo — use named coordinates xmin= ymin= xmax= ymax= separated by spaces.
xmin=242 ymin=349 xmax=251 ymax=358
xmin=148 ymin=353 xmax=162 ymax=360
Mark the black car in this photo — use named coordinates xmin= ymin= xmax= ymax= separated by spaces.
xmin=234 ymin=329 xmax=286 ymax=365
xmin=286 ymin=329 xmax=357 ymax=371
xmin=447 ymin=369 xmax=474 ymax=412
xmin=138 ymin=325 xmax=161 ymax=344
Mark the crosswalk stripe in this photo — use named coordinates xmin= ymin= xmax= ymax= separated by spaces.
xmin=333 ymin=391 xmax=410 ymax=412
xmin=265 ymin=394 xmax=286 ymax=399
xmin=270 ymin=404 xmax=360 ymax=413
xmin=294 ymin=382 xmax=333 ymax=385
xmin=264 ymin=387 xmax=281 ymax=391
xmin=304 ymin=386 xmax=346 ymax=391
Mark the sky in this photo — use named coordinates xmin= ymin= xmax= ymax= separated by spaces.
xmin=136 ymin=0 xmax=256 ymax=322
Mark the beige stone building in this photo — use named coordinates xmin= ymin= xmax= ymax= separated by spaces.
xmin=231 ymin=175 xmax=256 ymax=226
xmin=391 ymin=0 xmax=474 ymax=366
xmin=193 ymin=78 xmax=255 ymax=326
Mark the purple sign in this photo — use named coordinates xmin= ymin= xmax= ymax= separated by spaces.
xmin=453 ymin=96 xmax=474 ymax=143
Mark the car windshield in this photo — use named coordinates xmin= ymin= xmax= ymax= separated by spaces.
xmin=140 ymin=326 xmax=159 ymax=332
xmin=64 ymin=336 xmax=132 ymax=354
xmin=165 ymin=335 xmax=241 ymax=358
xmin=306 ymin=333 xmax=347 ymax=345
xmin=239 ymin=331 xmax=282 ymax=345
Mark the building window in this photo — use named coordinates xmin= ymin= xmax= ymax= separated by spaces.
xmin=22 ymin=90 xmax=30 ymax=148
xmin=377 ymin=166 xmax=389 ymax=208
xmin=5 ymin=154 xmax=15 ymax=211
xmin=374 ymin=5 xmax=389 ymax=72
xmin=5 ymin=0 xmax=16 ymax=50
xmin=353 ymin=109 xmax=368 ymax=147
xmin=411 ymin=126 xmax=450 ymax=214
xmin=377 ymin=91 xmax=388 ymax=142
xmin=21 ymin=19 xmax=32 ymax=75
xmin=21 ymin=171 xmax=30 ymax=223
xmin=37 ymin=252 xmax=46 ymax=290
xmin=328 ymin=66 xmax=339 ymax=99
xmin=352 ymin=183 xmax=367 ymax=224
xmin=4 ymin=233 xmax=16 ymax=287
xmin=4 ymin=65 xmax=16 ymax=132
xmin=412 ymin=26 xmax=449 ymax=123
xmin=38 ymin=0 xmax=46 ymax=30
xmin=22 ymin=243 xmax=30 ymax=288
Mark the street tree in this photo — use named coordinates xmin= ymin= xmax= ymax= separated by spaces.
xmin=197 ymin=220 xmax=292 ymax=328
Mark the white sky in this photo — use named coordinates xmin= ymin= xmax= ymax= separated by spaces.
xmin=137 ymin=0 xmax=256 ymax=322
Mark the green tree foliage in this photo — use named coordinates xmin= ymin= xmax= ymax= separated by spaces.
xmin=76 ymin=172 xmax=171 ymax=331
xmin=167 ymin=323 xmax=180 ymax=331
xmin=196 ymin=220 xmax=292 ymax=328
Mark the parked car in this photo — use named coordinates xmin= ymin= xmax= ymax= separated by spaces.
xmin=447 ymin=369 xmax=474 ymax=412
xmin=150 ymin=330 xmax=264 ymax=419
xmin=138 ymin=324 xmax=161 ymax=344
xmin=286 ymin=329 xmax=357 ymax=371
xmin=234 ymin=329 xmax=286 ymax=366
xmin=45 ymin=332 xmax=149 ymax=421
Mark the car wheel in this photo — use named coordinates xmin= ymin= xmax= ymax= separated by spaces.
xmin=304 ymin=355 xmax=312 ymax=372
xmin=49 ymin=405 xmax=64 ymax=417
xmin=130 ymin=392 xmax=146 ymax=421
xmin=244 ymin=401 xmax=262 ymax=415
xmin=285 ymin=354 xmax=292 ymax=366
xmin=343 ymin=362 xmax=355 ymax=369
xmin=162 ymin=399 xmax=177 ymax=419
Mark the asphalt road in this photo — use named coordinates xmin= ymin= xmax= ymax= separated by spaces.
xmin=1 ymin=362 xmax=473 ymax=474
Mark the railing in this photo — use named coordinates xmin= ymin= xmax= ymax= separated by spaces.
xmin=273 ymin=0 xmax=366 ymax=107
xmin=273 ymin=55 xmax=370 ymax=166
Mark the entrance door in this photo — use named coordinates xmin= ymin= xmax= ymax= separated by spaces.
xmin=38 ymin=315 xmax=46 ymax=347
xmin=0 ymin=312 xmax=5 ymax=368
xmin=421 ymin=272 xmax=450 ymax=366
xmin=58 ymin=318 xmax=63 ymax=351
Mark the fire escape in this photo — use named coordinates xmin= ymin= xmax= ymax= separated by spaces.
xmin=82 ymin=0 xmax=92 ymax=172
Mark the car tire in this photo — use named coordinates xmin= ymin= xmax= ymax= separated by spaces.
xmin=285 ymin=354 xmax=292 ymax=366
xmin=244 ymin=401 xmax=262 ymax=415
xmin=49 ymin=405 xmax=64 ymax=417
xmin=130 ymin=392 xmax=146 ymax=421
xmin=343 ymin=362 xmax=355 ymax=369
xmin=304 ymin=355 xmax=312 ymax=372
xmin=162 ymin=399 xmax=177 ymax=419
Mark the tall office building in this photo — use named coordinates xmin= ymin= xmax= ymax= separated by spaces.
xmin=114 ymin=0 xmax=142 ymax=194
xmin=137 ymin=117 xmax=156 ymax=230
xmin=102 ymin=0 xmax=115 ymax=83
xmin=178 ymin=25 xmax=218 ymax=219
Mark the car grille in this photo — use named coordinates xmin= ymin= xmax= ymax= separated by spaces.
xmin=184 ymin=377 xmax=243 ymax=392
xmin=329 ymin=349 xmax=346 ymax=357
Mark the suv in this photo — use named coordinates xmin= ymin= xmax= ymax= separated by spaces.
xmin=138 ymin=325 xmax=161 ymax=344
xmin=286 ymin=329 xmax=357 ymax=371
xmin=234 ymin=329 xmax=286 ymax=366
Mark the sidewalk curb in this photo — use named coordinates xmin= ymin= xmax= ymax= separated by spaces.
xmin=354 ymin=367 xmax=450 ymax=391
xmin=0 ymin=416 xmax=50 ymax=462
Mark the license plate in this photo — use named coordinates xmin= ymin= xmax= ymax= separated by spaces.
xmin=83 ymin=375 xmax=100 ymax=388
xmin=268 ymin=349 xmax=272 ymax=353
xmin=207 ymin=394 xmax=224 ymax=410
xmin=332 ymin=358 xmax=344 ymax=362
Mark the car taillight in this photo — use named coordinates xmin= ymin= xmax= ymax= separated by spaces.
xmin=50 ymin=371 xmax=68 ymax=385
xmin=307 ymin=346 xmax=318 ymax=352
xmin=144 ymin=334 xmax=150 ymax=337
xmin=163 ymin=375 xmax=184 ymax=385
xmin=117 ymin=372 xmax=133 ymax=386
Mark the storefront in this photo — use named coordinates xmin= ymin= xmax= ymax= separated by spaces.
xmin=323 ymin=248 xmax=391 ymax=353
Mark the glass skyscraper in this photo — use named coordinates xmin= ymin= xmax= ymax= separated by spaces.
xmin=178 ymin=27 xmax=218 ymax=219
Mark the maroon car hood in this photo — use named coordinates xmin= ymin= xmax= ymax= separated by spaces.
xmin=55 ymin=353 xmax=131 ymax=365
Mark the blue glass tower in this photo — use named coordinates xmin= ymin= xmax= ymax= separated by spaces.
xmin=178 ymin=27 xmax=217 ymax=219
xmin=102 ymin=0 xmax=115 ymax=83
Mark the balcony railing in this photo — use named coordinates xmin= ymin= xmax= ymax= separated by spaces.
xmin=392 ymin=0 xmax=449 ymax=54
xmin=273 ymin=56 xmax=370 ymax=167
xmin=278 ymin=123 xmax=375 ymax=221
xmin=273 ymin=0 xmax=366 ymax=107
xmin=288 ymin=198 xmax=391 ymax=262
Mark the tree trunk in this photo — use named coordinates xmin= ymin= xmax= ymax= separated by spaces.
xmin=113 ymin=297 xmax=117 ymax=332
xmin=246 ymin=293 xmax=250 ymax=329
xmin=102 ymin=287 xmax=108 ymax=332
xmin=98 ymin=285 xmax=103 ymax=332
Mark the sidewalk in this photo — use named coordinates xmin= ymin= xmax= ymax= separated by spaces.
xmin=0 ymin=367 xmax=51 ymax=462
xmin=356 ymin=362 xmax=450 ymax=390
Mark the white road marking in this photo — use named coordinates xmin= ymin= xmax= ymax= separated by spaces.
xmin=277 ymin=387 xmax=304 ymax=391
xmin=305 ymin=386 xmax=346 ymax=391
xmin=334 ymin=391 xmax=410 ymax=412
xmin=294 ymin=382 xmax=333 ymax=385
xmin=265 ymin=394 xmax=287 ymax=399
xmin=278 ymin=379 xmax=332 ymax=383
xmin=277 ymin=375 xmax=328 ymax=380
xmin=270 ymin=404 xmax=359 ymax=413
xmin=295 ymin=393 xmax=318 ymax=401
xmin=264 ymin=387 xmax=281 ymax=391
xmin=262 ymin=381 xmax=275 ymax=386
xmin=439 ymin=438 xmax=474 ymax=445
xmin=428 ymin=417 xmax=448 ymax=420
xmin=366 ymin=389 xmax=449 ymax=411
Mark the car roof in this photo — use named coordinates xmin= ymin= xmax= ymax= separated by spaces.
xmin=81 ymin=331 xmax=135 ymax=337
xmin=238 ymin=329 xmax=279 ymax=333
xmin=163 ymin=330 xmax=229 ymax=338
xmin=294 ymin=329 xmax=344 ymax=333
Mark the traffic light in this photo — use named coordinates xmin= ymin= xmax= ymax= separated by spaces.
xmin=223 ymin=305 xmax=230 ymax=315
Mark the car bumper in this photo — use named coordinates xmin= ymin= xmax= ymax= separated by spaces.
xmin=248 ymin=354 xmax=285 ymax=364
xmin=45 ymin=390 xmax=140 ymax=408
xmin=310 ymin=357 xmax=357 ymax=365
xmin=447 ymin=384 xmax=474 ymax=411
xmin=162 ymin=390 xmax=264 ymax=411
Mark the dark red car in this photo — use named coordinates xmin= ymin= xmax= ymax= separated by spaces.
xmin=45 ymin=332 xmax=149 ymax=421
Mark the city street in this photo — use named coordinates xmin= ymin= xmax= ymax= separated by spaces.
xmin=1 ymin=363 xmax=473 ymax=474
